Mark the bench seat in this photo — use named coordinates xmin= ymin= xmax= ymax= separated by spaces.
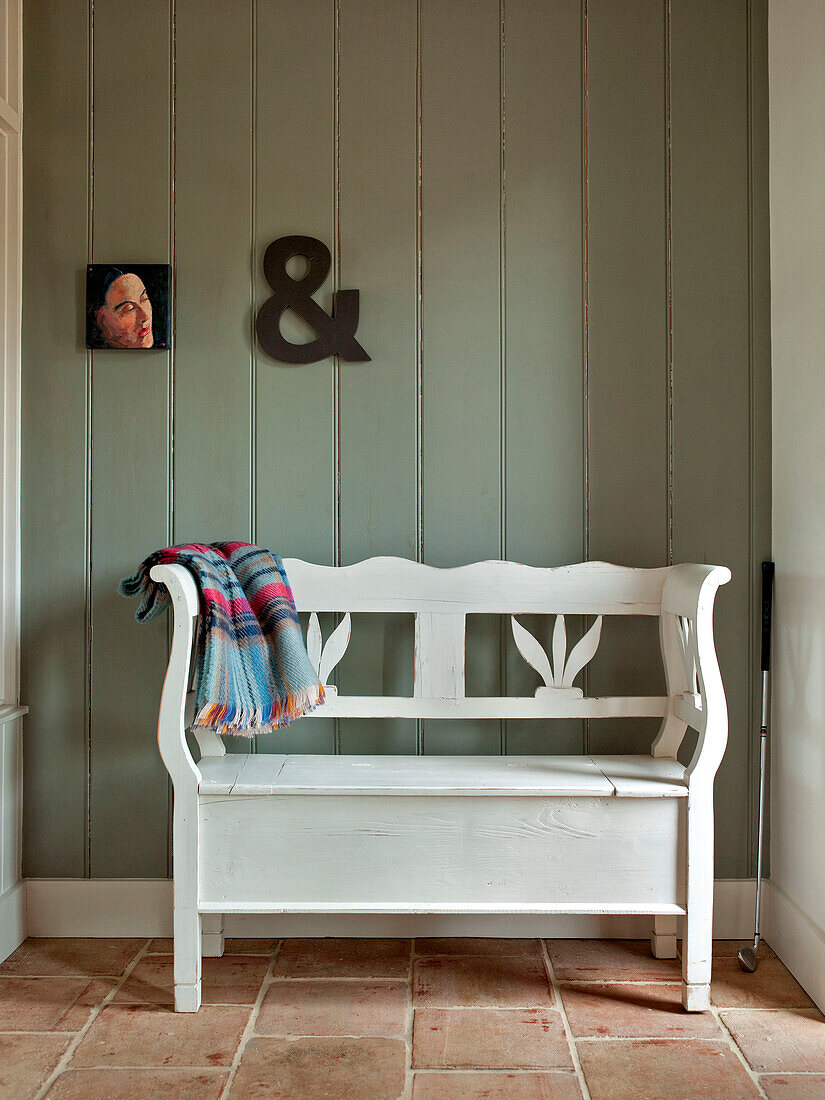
xmin=198 ymin=752 xmax=687 ymax=798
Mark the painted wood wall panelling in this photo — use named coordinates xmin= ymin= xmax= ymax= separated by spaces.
xmin=585 ymin=0 xmax=668 ymax=755
xmin=20 ymin=0 xmax=90 ymax=876
xmin=173 ymin=1 xmax=253 ymax=544
xmin=19 ymin=0 xmax=770 ymax=880
xmin=173 ymin=0 xmax=255 ymax=760
xmin=88 ymin=0 xmax=172 ymax=877
xmin=1 ymin=715 xmax=23 ymax=896
xmin=254 ymin=0 xmax=336 ymax=755
xmin=336 ymin=0 xmax=418 ymax=754
xmin=0 ymin=0 xmax=22 ymax=708
xmin=747 ymin=0 xmax=772 ymax=876
xmin=670 ymin=0 xmax=753 ymax=879
xmin=503 ymin=0 xmax=584 ymax=756
xmin=420 ymin=0 xmax=502 ymax=755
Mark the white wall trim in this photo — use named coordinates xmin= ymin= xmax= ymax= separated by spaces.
xmin=763 ymin=879 xmax=825 ymax=1013
xmin=0 ymin=0 xmax=23 ymax=707
xmin=23 ymin=878 xmax=757 ymax=941
xmin=0 ymin=882 xmax=26 ymax=961
xmin=0 ymin=0 xmax=25 ymax=971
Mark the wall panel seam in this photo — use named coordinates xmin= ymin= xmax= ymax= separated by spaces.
xmin=250 ymin=0 xmax=258 ymax=758
xmin=168 ymin=0 xmax=176 ymax=550
xmin=333 ymin=0 xmax=341 ymax=754
xmin=415 ymin=0 xmax=423 ymax=754
xmin=84 ymin=0 xmax=95 ymax=880
xmin=166 ymin=0 xmax=177 ymax=873
xmin=581 ymin=0 xmax=590 ymax=754
xmin=250 ymin=0 xmax=257 ymax=548
xmin=746 ymin=0 xmax=756 ymax=875
xmin=665 ymin=0 xmax=674 ymax=567
xmin=499 ymin=0 xmax=507 ymax=755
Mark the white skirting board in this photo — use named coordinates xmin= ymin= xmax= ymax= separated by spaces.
xmin=23 ymin=878 xmax=757 ymax=940
xmin=0 ymin=882 xmax=26 ymax=961
xmin=762 ymin=879 xmax=825 ymax=1014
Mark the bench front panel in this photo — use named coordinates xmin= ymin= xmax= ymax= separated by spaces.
xmin=198 ymin=794 xmax=686 ymax=912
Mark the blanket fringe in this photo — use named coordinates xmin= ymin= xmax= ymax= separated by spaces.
xmin=192 ymin=684 xmax=326 ymax=737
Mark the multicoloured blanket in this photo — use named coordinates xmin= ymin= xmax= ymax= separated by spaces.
xmin=119 ymin=542 xmax=324 ymax=736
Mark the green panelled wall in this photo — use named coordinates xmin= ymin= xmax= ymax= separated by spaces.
xmin=21 ymin=0 xmax=770 ymax=880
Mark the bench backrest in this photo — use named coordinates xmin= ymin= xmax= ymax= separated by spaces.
xmin=152 ymin=557 xmax=730 ymax=787
xmin=282 ymin=558 xmax=726 ymax=728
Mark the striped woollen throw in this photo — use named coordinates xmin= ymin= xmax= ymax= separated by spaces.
xmin=119 ymin=542 xmax=324 ymax=736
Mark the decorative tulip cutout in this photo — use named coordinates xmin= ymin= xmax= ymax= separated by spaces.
xmin=307 ymin=612 xmax=352 ymax=695
xmin=511 ymin=614 xmax=603 ymax=697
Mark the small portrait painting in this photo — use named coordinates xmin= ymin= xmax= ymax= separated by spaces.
xmin=86 ymin=264 xmax=172 ymax=350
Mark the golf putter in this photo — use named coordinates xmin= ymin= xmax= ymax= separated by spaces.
xmin=738 ymin=560 xmax=774 ymax=973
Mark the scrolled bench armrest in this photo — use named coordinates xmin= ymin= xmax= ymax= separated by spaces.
xmin=660 ymin=563 xmax=732 ymax=619
xmin=653 ymin=563 xmax=731 ymax=788
xmin=150 ymin=563 xmax=201 ymax=791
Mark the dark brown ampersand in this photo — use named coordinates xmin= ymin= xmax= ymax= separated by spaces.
xmin=255 ymin=235 xmax=370 ymax=364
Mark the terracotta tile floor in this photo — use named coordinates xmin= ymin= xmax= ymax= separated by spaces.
xmin=0 ymin=936 xmax=821 ymax=1098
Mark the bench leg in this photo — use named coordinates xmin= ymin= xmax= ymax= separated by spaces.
xmin=681 ymin=789 xmax=713 ymax=1012
xmin=172 ymin=786 xmax=202 ymax=1012
xmin=651 ymin=915 xmax=678 ymax=959
xmin=201 ymin=913 xmax=225 ymax=958
xmin=174 ymin=905 xmax=202 ymax=1012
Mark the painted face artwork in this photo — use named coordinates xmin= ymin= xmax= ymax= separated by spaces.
xmin=96 ymin=272 xmax=154 ymax=349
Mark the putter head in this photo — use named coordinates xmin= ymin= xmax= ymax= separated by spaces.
xmin=738 ymin=945 xmax=758 ymax=972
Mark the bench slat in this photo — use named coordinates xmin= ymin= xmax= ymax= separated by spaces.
xmin=591 ymin=755 xmax=688 ymax=798
xmin=198 ymin=754 xmax=287 ymax=795
xmin=312 ymin=695 xmax=668 ymax=719
xmin=285 ymin=557 xmax=669 ymax=614
xmin=198 ymin=753 xmax=687 ymax=798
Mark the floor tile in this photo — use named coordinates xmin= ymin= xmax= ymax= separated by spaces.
xmin=413 ymin=1007 xmax=572 ymax=1069
xmin=70 ymin=1003 xmax=250 ymax=1067
xmin=114 ymin=955 xmax=269 ymax=1004
xmin=559 ymin=981 xmax=722 ymax=1039
xmin=0 ymin=939 xmax=144 ymax=977
xmin=710 ymin=940 xmax=776 ymax=959
xmin=0 ymin=1033 xmax=71 ymax=1100
xmin=0 ymin=976 xmax=116 ymax=1032
xmin=231 ymin=1036 xmax=406 ymax=1099
xmin=414 ymin=956 xmax=555 ymax=1008
xmin=545 ymin=940 xmax=680 ymax=982
xmin=720 ymin=1008 xmax=825 ymax=1072
xmin=45 ymin=1067 xmax=228 ymax=1099
xmin=577 ymin=1039 xmax=760 ymax=1099
xmin=415 ymin=939 xmax=543 ymax=958
xmin=711 ymin=958 xmax=815 ymax=1009
xmin=412 ymin=1071 xmax=583 ymax=1098
xmin=273 ymin=938 xmax=410 ymax=979
xmin=146 ymin=938 xmax=277 ymax=955
xmin=256 ymin=979 xmax=407 ymax=1037
xmin=759 ymin=1073 xmax=825 ymax=1098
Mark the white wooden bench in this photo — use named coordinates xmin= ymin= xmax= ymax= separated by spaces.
xmin=151 ymin=557 xmax=730 ymax=1013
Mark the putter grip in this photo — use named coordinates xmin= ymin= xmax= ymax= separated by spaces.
xmin=761 ymin=561 xmax=775 ymax=672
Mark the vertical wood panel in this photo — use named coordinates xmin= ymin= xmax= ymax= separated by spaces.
xmin=88 ymin=0 xmax=172 ymax=876
xmin=337 ymin=0 xmax=418 ymax=753
xmin=670 ymin=0 xmax=752 ymax=878
xmin=420 ymin=0 xmax=501 ymax=755
xmin=747 ymin=0 xmax=771 ymax=874
xmin=174 ymin=1 xmax=253 ymax=543
xmin=254 ymin=0 xmax=336 ymax=754
xmin=1 ymin=721 xmax=21 ymax=893
xmin=586 ymin=0 xmax=668 ymax=753
xmin=21 ymin=0 xmax=90 ymax=876
xmin=504 ymin=0 xmax=584 ymax=755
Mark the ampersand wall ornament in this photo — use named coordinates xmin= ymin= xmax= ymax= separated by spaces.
xmin=256 ymin=235 xmax=371 ymax=364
